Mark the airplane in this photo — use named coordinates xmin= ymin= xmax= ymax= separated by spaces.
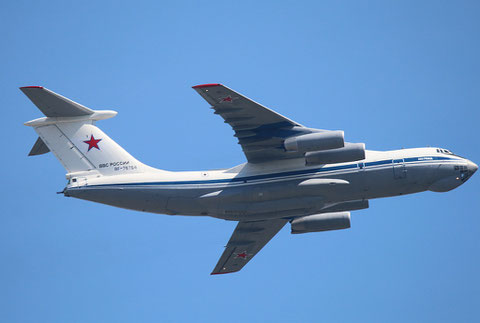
xmin=21 ymin=84 xmax=477 ymax=275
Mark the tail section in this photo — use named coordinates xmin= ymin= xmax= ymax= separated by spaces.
xmin=22 ymin=86 xmax=151 ymax=177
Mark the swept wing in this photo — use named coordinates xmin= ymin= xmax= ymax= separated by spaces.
xmin=192 ymin=84 xmax=314 ymax=163
xmin=212 ymin=219 xmax=288 ymax=275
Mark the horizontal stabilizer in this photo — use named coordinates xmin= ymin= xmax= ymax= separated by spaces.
xmin=28 ymin=137 xmax=50 ymax=156
xmin=20 ymin=86 xmax=94 ymax=117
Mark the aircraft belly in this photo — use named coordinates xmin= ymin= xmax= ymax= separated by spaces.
xmin=66 ymin=187 xmax=169 ymax=214
xmin=66 ymin=161 xmax=438 ymax=218
xmin=201 ymin=177 xmax=356 ymax=220
xmin=206 ymin=174 xmax=370 ymax=220
xmin=165 ymin=182 xmax=311 ymax=218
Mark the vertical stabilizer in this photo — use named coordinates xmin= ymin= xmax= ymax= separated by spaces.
xmin=22 ymin=86 xmax=152 ymax=177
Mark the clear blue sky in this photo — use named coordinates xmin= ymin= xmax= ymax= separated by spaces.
xmin=1 ymin=1 xmax=479 ymax=322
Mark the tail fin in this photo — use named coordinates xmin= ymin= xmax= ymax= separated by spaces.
xmin=22 ymin=86 xmax=151 ymax=177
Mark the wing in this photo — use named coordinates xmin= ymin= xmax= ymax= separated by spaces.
xmin=192 ymin=84 xmax=314 ymax=163
xmin=211 ymin=218 xmax=288 ymax=275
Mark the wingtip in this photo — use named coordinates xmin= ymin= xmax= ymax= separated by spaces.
xmin=210 ymin=270 xmax=239 ymax=275
xmin=192 ymin=83 xmax=221 ymax=89
xmin=20 ymin=86 xmax=44 ymax=89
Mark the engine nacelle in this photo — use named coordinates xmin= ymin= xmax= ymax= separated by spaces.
xmin=305 ymin=142 xmax=365 ymax=165
xmin=284 ymin=131 xmax=344 ymax=153
xmin=291 ymin=212 xmax=351 ymax=234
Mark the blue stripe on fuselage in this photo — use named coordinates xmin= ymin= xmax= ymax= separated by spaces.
xmin=83 ymin=156 xmax=456 ymax=188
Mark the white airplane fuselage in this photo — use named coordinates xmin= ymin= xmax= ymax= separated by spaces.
xmin=65 ymin=147 xmax=477 ymax=221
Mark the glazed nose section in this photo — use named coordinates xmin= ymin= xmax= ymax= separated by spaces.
xmin=429 ymin=159 xmax=476 ymax=192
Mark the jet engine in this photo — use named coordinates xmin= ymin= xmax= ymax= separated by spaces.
xmin=290 ymin=212 xmax=351 ymax=234
xmin=305 ymin=143 xmax=365 ymax=165
xmin=284 ymin=131 xmax=344 ymax=153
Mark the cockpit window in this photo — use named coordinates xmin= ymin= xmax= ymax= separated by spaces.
xmin=437 ymin=148 xmax=454 ymax=155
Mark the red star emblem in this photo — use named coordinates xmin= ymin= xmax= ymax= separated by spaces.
xmin=83 ymin=135 xmax=102 ymax=151
xmin=221 ymin=96 xmax=233 ymax=102
xmin=235 ymin=251 xmax=249 ymax=259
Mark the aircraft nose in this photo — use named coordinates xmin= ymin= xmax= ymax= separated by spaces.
xmin=468 ymin=160 xmax=478 ymax=175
